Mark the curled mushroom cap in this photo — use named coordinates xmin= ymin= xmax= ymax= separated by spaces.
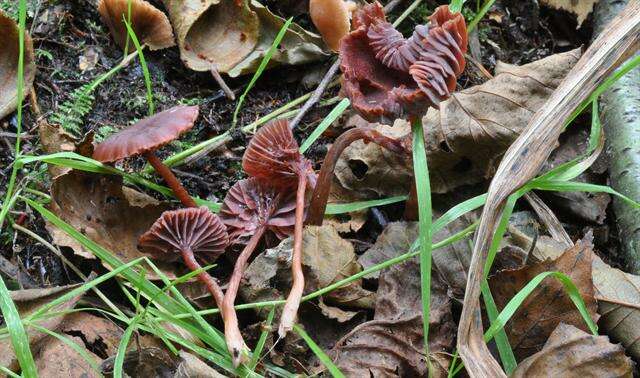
xmin=220 ymin=178 xmax=296 ymax=244
xmin=310 ymin=0 xmax=355 ymax=52
xmin=138 ymin=207 xmax=229 ymax=262
xmin=242 ymin=119 xmax=313 ymax=188
xmin=340 ymin=2 xmax=467 ymax=123
xmin=98 ymin=0 xmax=175 ymax=52
xmin=93 ymin=105 xmax=199 ymax=163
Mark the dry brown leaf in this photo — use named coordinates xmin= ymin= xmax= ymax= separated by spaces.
xmin=489 ymin=239 xmax=599 ymax=361
xmin=164 ymin=0 xmax=326 ymax=76
xmin=540 ymin=0 xmax=598 ymax=27
xmin=335 ymin=49 xmax=581 ymax=196
xmin=47 ymin=170 xmax=172 ymax=271
xmin=174 ymin=351 xmax=225 ymax=377
xmin=512 ymin=323 xmax=633 ymax=377
xmin=333 ymin=258 xmax=454 ymax=377
xmin=0 ymin=283 xmax=84 ymax=372
xmin=34 ymin=334 xmax=101 ymax=378
xmin=526 ymin=233 xmax=640 ymax=361
xmin=0 ymin=10 xmax=36 ymax=120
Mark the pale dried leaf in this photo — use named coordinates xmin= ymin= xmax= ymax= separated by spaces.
xmin=540 ymin=0 xmax=598 ymax=26
xmin=512 ymin=323 xmax=633 ymax=377
xmin=0 ymin=10 xmax=36 ymax=120
xmin=489 ymin=239 xmax=599 ymax=360
xmin=175 ymin=351 xmax=226 ymax=377
xmin=34 ymin=335 xmax=101 ymax=378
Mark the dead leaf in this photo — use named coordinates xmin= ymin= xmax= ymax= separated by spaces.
xmin=0 ymin=283 xmax=84 ymax=372
xmin=34 ymin=334 xmax=101 ymax=378
xmin=47 ymin=170 xmax=172 ymax=272
xmin=102 ymin=348 xmax=177 ymax=377
xmin=0 ymin=10 xmax=36 ymax=120
xmin=333 ymin=258 xmax=454 ymax=377
xmin=540 ymin=0 xmax=598 ymax=27
xmin=512 ymin=323 xmax=633 ymax=377
xmin=318 ymin=298 xmax=360 ymax=323
xmin=527 ymin=232 xmax=640 ymax=361
xmin=174 ymin=350 xmax=225 ymax=377
xmin=78 ymin=46 xmax=100 ymax=72
xmin=164 ymin=0 xmax=327 ymax=77
xmin=335 ymin=49 xmax=582 ymax=196
xmin=489 ymin=239 xmax=599 ymax=360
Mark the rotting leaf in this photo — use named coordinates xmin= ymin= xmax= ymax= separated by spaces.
xmin=174 ymin=351 xmax=225 ymax=378
xmin=512 ymin=323 xmax=633 ymax=377
xmin=489 ymin=238 xmax=599 ymax=361
xmin=526 ymin=232 xmax=640 ymax=361
xmin=0 ymin=283 xmax=84 ymax=372
xmin=34 ymin=334 xmax=101 ymax=378
xmin=47 ymin=170 xmax=172 ymax=272
xmin=333 ymin=258 xmax=454 ymax=377
xmin=0 ymin=10 xmax=36 ymax=120
xmin=335 ymin=49 xmax=582 ymax=196
xmin=164 ymin=0 xmax=327 ymax=77
xmin=539 ymin=0 xmax=598 ymax=27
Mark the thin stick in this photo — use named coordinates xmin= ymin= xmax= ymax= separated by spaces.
xmin=289 ymin=60 xmax=341 ymax=129
xmin=211 ymin=65 xmax=236 ymax=101
xmin=144 ymin=152 xmax=197 ymax=207
xmin=224 ymin=227 xmax=266 ymax=367
xmin=279 ymin=173 xmax=308 ymax=337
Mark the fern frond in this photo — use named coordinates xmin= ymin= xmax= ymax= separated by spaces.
xmin=50 ymin=83 xmax=96 ymax=136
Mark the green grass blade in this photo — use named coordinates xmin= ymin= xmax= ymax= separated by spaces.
xmin=449 ymin=0 xmax=466 ymax=13
xmin=0 ymin=275 xmax=37 ymax=377
xmin=530 ymin=180 xmax=640 ymax=208
xmin=480 ymin=280 xmax=516 ymax=374
xmin=293 ymin=325 xmax=345 ymax=378
xmin=249 ymin=306 xmax=276 ymax=370
xmin=114 ymin=318 xmax=140 ymax=378
xmin=410 ymin=117 xmax=433 ymax=360
xmin=468 ymin=0 xmax=495 ymax=31
xmin=325 ymin=195 xmax=408 ymax=215
xmin=122 ymin=19 xmax=154 ymax=115
xmin=0 ymin=364 xmax=21 ymax=378
xmin=299 ymin=98 xmax=351 ymax=153
xmin=232 ymin=18 xmax=293 ymax=128
xmin=484 ymin=271 xmax=598 ymax=342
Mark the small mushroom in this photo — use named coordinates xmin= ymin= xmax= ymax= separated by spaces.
xmin=339 ymin=2 xmax=467 ymax=123
xmin=219 ymin=177 xmax=296 ymax=366
xmin=309 ymin=0 xmax=356 ymax=52
xmin=93 ymin=105 xmax=199 ymax=208
xmin=242 ymin=120 xmax=315 ymax=338
xmin=138 ymin=207 xmax=229 ymax=309
xmin=98 ymin=0 xmax=175 ymax=52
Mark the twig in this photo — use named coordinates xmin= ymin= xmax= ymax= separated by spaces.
xmin=211 ymin=64 xmax=236 ymax=100
xmin=289 ymin=60 xmax=341 ymax=129
xmin=457 ymin=4 xmax=640 ymax=377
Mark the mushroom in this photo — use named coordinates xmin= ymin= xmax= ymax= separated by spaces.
xmin=309 ymin=0 xmax=356 ymax=52
xmin=97 ymin=0 xmax=175 ymax=52
xmin=339 ymin=2 xmax=467 ymax=124
xmin=138 ymin=206 xmax=229 ymax=309
xmin=242 ymin=119 xmax=315 ymax=338
xmin=219 ymin=177 xmax=296 ymax=366
xmin=93 ymin=105 xmax=199 ymax=208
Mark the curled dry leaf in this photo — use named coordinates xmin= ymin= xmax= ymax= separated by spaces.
xmin=335 ymin=49 xmax=581 ymax=196
xmin=0 ymin=10 xmax=36 ymax=120
xmin=512 ymin=323 xmax=633 ymax=377
xmin=174 ymin=351 xmax=226 ymax=378
xmin=0 ymin=283 xmax=84 ymax=372
xmin=540 ymin=0 xmax=598 ymax=27
xmin=98 ymin=0 xmax=175 ymax=52
xmin=489 ymin=238 xmax=599 ymax=361
xmin=47 ymin=170 xmax=172 ymax=272
xmin=334 ymin=257 xmax=454 ymax=377
xmin=164 ymin=0 xmax=326 ymax=76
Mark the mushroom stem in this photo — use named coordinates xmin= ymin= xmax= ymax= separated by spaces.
xmin=403 ymin=183 xmax=419 ymax=221
xmin=180 ymin=246 xmax=225 ymax=312
xmin=279 ymin=173 xmax=308 ymax=337
xmin=210 ymin=65 xmax=236 ymax=101
xmin=306 ymin=127 xmax=407 ymax=225
xmin=144 ymin=151 xmax=197 ymax=207
xmin=223 ymin=226 xmax=266 ymax=367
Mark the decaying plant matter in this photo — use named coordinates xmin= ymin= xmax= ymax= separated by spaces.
xmin=138 ymin=207 xmax=229 ymax=309
xmin=219 ymin=178 xmax=296 ymax=366
xmin=93 ymin=105 xmax=199 ymax=207
xmin=241 ymin=119 xmax=315 ymax=339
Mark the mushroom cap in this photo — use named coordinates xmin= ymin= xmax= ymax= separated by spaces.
xmin=310 ymin=0 xmax=352 ymax=52
xmin=242 ymin=119 xmax=313 ymax=188
xmin=98 ymin=0 xmax=175 ymax=52
xmin=93 ymin=105 xmax=199 ymax=163
xmin=339 ymin=2 xmax=467 ymax=124
xmin=220 ymin=178 xmax=297 ymax=245
xmin=138 ymin=206 xmax=229 ymax=262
